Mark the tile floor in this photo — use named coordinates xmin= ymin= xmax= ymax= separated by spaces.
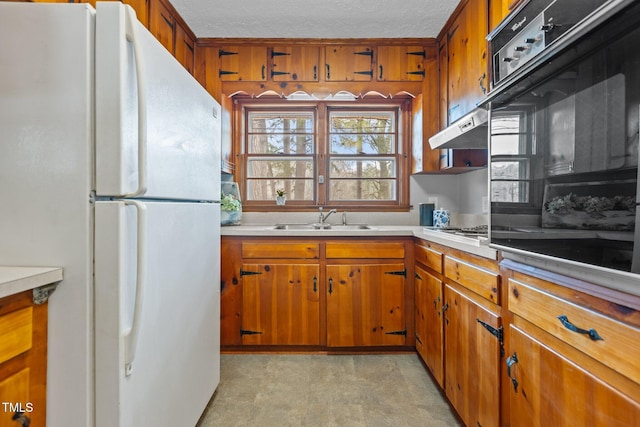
xmin=196 ymin=353 xmax=461 ymax=427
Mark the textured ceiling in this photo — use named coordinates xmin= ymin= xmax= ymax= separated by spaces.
xmin=170 ymin=0 xmax=461 ymax=39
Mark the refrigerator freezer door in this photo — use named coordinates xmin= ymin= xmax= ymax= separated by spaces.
xmin=95 ymin=3 xmax=221 ymax=201
xmin=95 ymin=200 xmax=220 ymax=427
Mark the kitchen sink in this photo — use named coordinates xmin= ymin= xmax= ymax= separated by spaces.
xmin=272 ymin=223 xmax=374 ymax=230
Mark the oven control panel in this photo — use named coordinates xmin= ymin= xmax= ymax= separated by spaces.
xmin=493 ymin=13 xmax=546 ymax=85
xmin=489 ymin=0 xmax=609 ymax=87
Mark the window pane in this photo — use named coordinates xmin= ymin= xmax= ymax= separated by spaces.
xmin=329 ymin=111 xmax=396 ymax=154
xmin=246 ymin=179 xmax=314 ymax=201
xmin=491 ymin=181 xmax=529 ymax=203
xmin=330 ymin=179 xmax=396 ymax=201
xmin=491 ymin=134 xmax=524 ymax=155
xmin=330 ymin=111 xmax=395 ymax=133
xmin=246 ymin=158 xmax=313 ymax=178
xmin=329 ymin=158 xmax=396 ymax=178
xmin=491 ymin=115 xmax=521 ymax=135
xmin=490 ymin=160 xmax=529 ymax=180
xmin=248 ymin=112 xmax=314 ymax=133
xmin=248 ymin=134 xmax=314 ymax=154
xmin=330 ymin=134 xmax=395 ymax=154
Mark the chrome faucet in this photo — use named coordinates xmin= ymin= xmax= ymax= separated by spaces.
xmin=318 ymin=207 xmax=337 ymax=224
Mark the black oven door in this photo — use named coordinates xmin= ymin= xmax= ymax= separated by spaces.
xmin=488 ymin=0 xmax=640 ymax=287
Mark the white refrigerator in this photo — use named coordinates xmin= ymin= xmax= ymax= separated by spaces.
xmin=0 ymin=3 xmax=221 ymax=427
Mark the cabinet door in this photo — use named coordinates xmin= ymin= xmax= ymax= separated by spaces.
xmin=0 ymin=368 xmax=31 ymax=427
xmin=508 ymin=325 xmax=640 ymax=427
xmin=377 ymin=45 xmax=425 ymax=81
xmin=446 ymin=0 xmax=488 ymax=123
xmin=444 ymin=284 xmax=501 ymax=427
xmin=175 ymin=23 xmax=195 ymax=74
xmin=82 ymin=0 xmax=148 ymax=26
xmin=325 ymin=46 xmax=374 ymax=81
xmin=218 ymin=46 xmax=267 ymax=81
xmin=271 ymin=46 xmax=320 ymax=82
xmin=414 ymin=264 xmax=444 ymax=387
xmin=149 ymin=0 xmax=174 ymax=54
xmin=326 ymin=263 xmax=406 ymax=346
xmin=241 ymin=263 xmax=320 ymax=345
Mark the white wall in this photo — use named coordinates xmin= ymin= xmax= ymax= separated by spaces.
xmin=234 ymin=168 xmax=489 ymax=227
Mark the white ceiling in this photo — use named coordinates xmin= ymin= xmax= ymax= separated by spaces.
xmin=170 ymin=0 xmax=461 ymax=39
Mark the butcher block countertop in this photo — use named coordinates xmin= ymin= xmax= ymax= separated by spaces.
xmin=222 ymin=224 xmax=498 ymax=260
xmin=0 ymin=266 xmax=63 ymax=299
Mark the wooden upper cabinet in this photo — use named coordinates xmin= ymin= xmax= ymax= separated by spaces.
xmin=324 ymin=45 xmax=374 ymax=81
xmin=489 ymin=0 xmax=511 ymax=32
xmin=74 ymin=0 xmax=149 ymax=27
xmin=149 ymin=0 xmax=175 ymax=54
xmin=377 ymin=45 xmax=426 ymax=81
xmin=123 ymin=0 xmax=148 ymax=27
xmin=270 ymin=46 xmax=320 ymax=82
xmin=445 ymin=0 xmax=489 ymax=124
xmin=218 ymin=46 xmax=267 ymax=81
xmin=175 ymin=23 xmax=195 ymax=74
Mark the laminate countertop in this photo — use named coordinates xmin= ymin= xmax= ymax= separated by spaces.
xmin=0 ymin=266 xmax=63 ymax=299
xmin=221 ymin=224 xmax=498 ymax=260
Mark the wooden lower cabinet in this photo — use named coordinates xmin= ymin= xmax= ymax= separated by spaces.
xmin=507 ymin=324 xmax=640 ymax=427
xmin=444 ymin=283 xmax=501 ymax=427
xmin=220 ymin=237 xmax=412 ymax=349
xmin=414 ymin=263 xmax=444 ymax=387
xmin=241 ymin=263 xmax=320 ymax=345
xmin=326 ymin=263 xmax=406 ymax=347
xmin=503 ymin=264 xmax=640 ymax=427
xmin=0 ymin=291 xmax=49 ymax=427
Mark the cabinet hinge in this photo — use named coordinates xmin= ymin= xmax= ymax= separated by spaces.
xmin=219 ymin=70 xmax=239 ymax=78
xmin=477 ymin=319 xmax=504 ymax=357
xmin=407 ymin=50 xmax=426 ymax=58
xmin=406 ymin=70 xmax=426 ymax=77
xmin=384 ymin=268 xmax=407 ymax=277
xmin=385 ymin=329 xmax=407 ymax=336
xmin=219 ymin=49 xmax=238 ymax=57
xmin=354 ymin=70 xmax=374 ymax=77
xmin=240 ymin=269 xmax=262 ymax=277
xmin=240 ymin=329 xmax=263 ymax=336
xmin=354 ymin=50 xmax=374 ymax=57
xmin=271 ymin=70 xmax=291 ymax=77
xmin=271 ymin=51 xmax=291 ymax=58
xmin=415 ymin=334 xmax=423 ymax=345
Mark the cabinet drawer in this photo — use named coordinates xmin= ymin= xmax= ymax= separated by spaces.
xmin=444 ymin=256 xmax=499 ymax=304
xmin=242 ymin=242 xmax=320 ymax=259
xmin=415 ymin=243 xmax=443 ymax=273
xmin=326 ymin=242 xmax=405 ymax=259
xmin=509 ymin=278 xmax=640 ymax=386
xmin=0 ymin=307 xmax=33 ymax=365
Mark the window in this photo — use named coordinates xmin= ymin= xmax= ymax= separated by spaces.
xmin=237 ymin=99 xmax=410 ymax=211
xmin=490 ymin=106 xmax=538 ymax=207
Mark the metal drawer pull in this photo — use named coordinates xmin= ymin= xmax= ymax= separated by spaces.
xmin=557 ymin=315 xmax=603 ymax=341
xmin=506 ymin=353 xmax=519 ymax=392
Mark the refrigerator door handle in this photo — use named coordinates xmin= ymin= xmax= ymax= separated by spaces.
xmin=122 ymin=200 xmax=147 ymax=376
xmin=123 ymin=5 xmax=148 ymax=198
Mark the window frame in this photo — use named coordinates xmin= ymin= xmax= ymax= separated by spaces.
xmin=235 ymin=97 xmax=411 ymax=212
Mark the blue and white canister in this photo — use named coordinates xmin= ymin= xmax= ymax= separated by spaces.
xmin=433 ymin=209 xmax=450 ymax=228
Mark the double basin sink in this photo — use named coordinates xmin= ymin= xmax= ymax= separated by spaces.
xmin=272 ymin=223 xmax=375 ymax=231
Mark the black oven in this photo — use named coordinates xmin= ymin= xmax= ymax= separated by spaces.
xmin=486 ymin=0 xmax=640 ymax=293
